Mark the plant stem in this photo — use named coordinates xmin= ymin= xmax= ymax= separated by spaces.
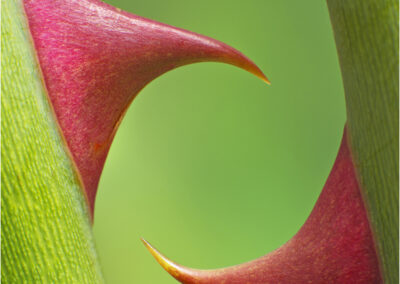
xmin=327 ymin=0 xmax=399 ymax=282
xmin=1 ymin=0 xmax=104 ymax=282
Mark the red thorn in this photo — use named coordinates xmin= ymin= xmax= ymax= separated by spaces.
xmin=24 ymin=0 xmax=269 ymax=217
xmin=142 ymin=128 xmax=381 ymax=284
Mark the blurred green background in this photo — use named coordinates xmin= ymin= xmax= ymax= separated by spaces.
xmin=93 ymin=1 xmax=346 ymax=283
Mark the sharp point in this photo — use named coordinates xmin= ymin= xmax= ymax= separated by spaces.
xmin=259 ymin=73 xmax=271 ymax=85
xmin=242 ymin=60 xmax=271 ymax=85
xmin=141 ymin=238 xmax=180 ymax=277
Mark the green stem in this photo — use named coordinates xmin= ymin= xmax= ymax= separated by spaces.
xmin=327 ymin=0 xmax=399 ymax=282
xmin=1 ymin=0 xmax=104 ymax=282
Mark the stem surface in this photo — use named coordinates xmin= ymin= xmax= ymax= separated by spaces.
xmin=327 ymin=0 xmax=399 ymax=282
xmin=1 ymin=1 xmax=103 ymax=282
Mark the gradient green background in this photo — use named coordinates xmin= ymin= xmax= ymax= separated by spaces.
xmin=93 ymin=1 xmax=346 ymax=283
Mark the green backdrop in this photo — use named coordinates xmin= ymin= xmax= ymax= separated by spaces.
xmin=93 ymin=1 xmax=346 ymax=283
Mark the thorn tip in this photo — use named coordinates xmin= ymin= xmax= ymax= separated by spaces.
xmin=141 ymin=238 xmax=184 ymax=280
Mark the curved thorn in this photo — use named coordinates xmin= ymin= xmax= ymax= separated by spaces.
xmin=141 ymin=128 xmax=381 ymax=284
xmin=24 ymin=0 xmax=270 ymax=217
xmin=141 ymin=238 xmax=208 ymax=284
xmin=141 ymin=238 xmax=189 ymax=281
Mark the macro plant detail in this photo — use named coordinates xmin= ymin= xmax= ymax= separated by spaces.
xmin=142 ymin=129 xmax=381 ymax=283
xmin=1 ymin=0 xmax=398 ymax=284
xmin=23 ymin=0 xmax=269 ymax=216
